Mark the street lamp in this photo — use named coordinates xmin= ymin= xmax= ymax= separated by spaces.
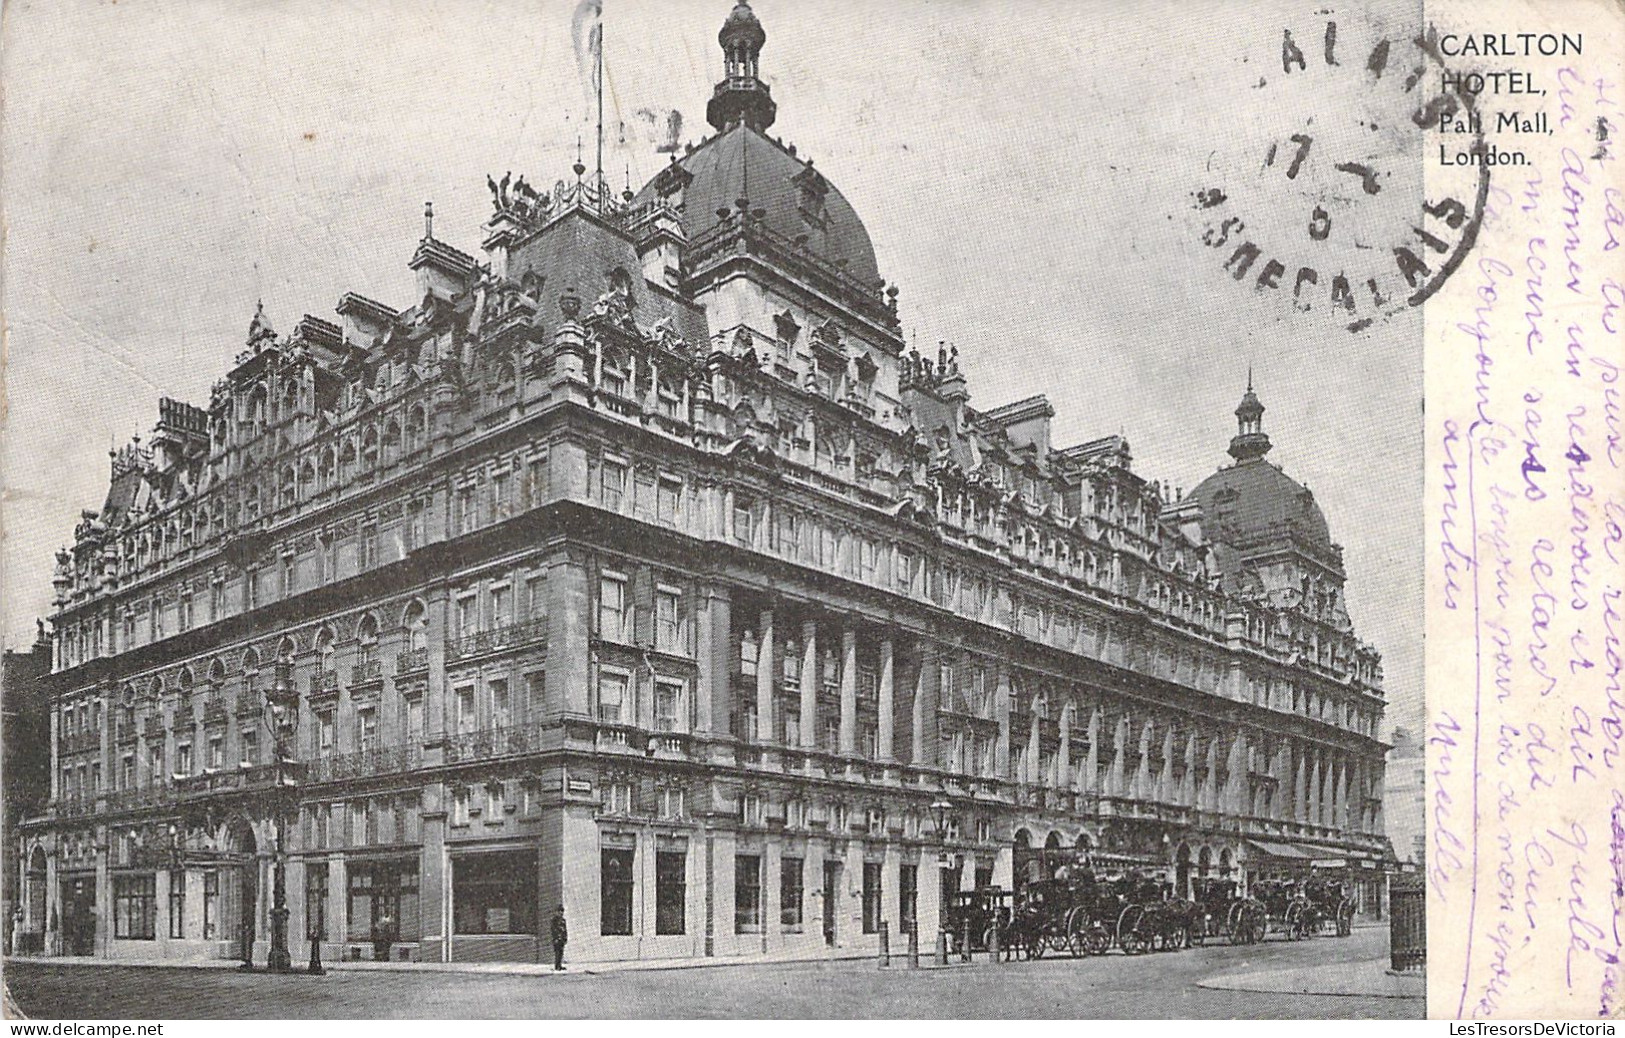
xmin=263 ymin=661 xmax=299 ymax=974
xmin=929 ymin=795 xmax=952 ymax=965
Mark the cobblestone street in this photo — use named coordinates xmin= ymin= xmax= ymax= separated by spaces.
xmin=4 ymin=926 xmax=1420 ymax=1019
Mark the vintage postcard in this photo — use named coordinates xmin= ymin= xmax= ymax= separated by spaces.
xmin=0 ymin=0 xmax=1619 ymax=1023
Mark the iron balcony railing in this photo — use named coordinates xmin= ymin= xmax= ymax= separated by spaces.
xmin=351 ymin=659 xmax=383 ymax=685
xmin=444 ymin=723 xmax=546 ymax=764
xmin=395 ymin=647 xmax=429 ymax=675
xmin=445 ymin=618 xmax=547 ymax=663
xmin=304 ymin=743 xmax=421 ymax=784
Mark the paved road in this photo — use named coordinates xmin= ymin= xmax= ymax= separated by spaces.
xmin=3 ymin=928 xmax=1420 ymax=1019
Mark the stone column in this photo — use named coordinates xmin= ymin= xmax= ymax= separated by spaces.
xmin=838 ymin=626 xmax=858 ymax=755
xmin=877 ymin=636 xmax=895 ymax=761
xmin=696 ymin=587 xmax=732 ymax=734
xmin=799 ymin=621 xmax=819 ymax=750
xmin=910 ymin=651 xmax=932 ymax=766
xmin=755 ymin=609 xmax=775 ymax=742
xmin=1057 ymin=704 xmax=1071 ymax=791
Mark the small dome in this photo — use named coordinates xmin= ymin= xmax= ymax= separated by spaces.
xmin=720 ymin=1 xmax=766 ymax=50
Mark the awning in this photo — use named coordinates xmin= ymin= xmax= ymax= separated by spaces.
xmin=1248 ymin=839 xmax=1314 ymax=859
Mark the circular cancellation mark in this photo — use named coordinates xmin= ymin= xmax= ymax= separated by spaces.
xmin=1192 ymin=19 xmax=1492 ymax=333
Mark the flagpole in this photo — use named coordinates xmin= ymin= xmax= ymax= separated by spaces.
xmin=595 ymin=17 xmax=604 ymax=196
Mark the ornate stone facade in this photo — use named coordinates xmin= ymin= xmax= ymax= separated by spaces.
xmin=19 ymin=0 xmax=1390 ymax=965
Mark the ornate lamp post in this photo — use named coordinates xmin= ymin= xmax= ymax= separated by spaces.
xmin=929 ymin=795 xmax=952 ymax=965
xmin=263 ymin=661 xmax=299 ymax=973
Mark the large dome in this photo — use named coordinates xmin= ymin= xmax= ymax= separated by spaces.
xmin=633 ymin=124 xmax=881 ymax=288
xmin=1187 ymin=458 xmax=1332 ymax=550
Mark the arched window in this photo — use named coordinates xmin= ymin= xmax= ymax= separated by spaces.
xmin=299 ymin=460 xmax=316 ymax=499
xmin=244 ymin=482 xmax=261 ymax=521
xmin=383 ymin=418 xmax=402 ymax=465
xmin=314 ymin=625 xmax=337 ymax=681
xmin=176 ymin=667 xmax=193 ymax=692
xmin=275 ymin=636 xmax=297 ymax=664
xmin=318 ymin=448 xmax=336 ymax=490
xmin=206 ymin=658 xmax=226 ymax=686
xmin=240 ymin=647 xmax=260 ymax=675
xmin=281 ymin=378 xmax=300 ymax=419
xmin=361 ymin=425 xmax=379 ymax=469
xmin=338 ymin=440 xmax=357 ymax=482
xmin=356 ymin=613 xmax=379 ymax=667
xmin=279 ymin=465 xmax=297 ymax=509
xmin=401 ymin=599 xmax=428 ymax=652
xmin=405 ymin=406 xmax=426 ymax=455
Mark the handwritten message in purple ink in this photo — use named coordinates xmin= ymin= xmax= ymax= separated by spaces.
xmin=1427 ymin=3 xmax=1623 ymax=1017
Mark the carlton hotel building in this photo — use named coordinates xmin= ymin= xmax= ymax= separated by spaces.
xmin=17 ymin=2 xmax=1392 ymax=966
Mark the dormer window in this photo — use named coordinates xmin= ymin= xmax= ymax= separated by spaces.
xmin=793 ymin=166 xmax=829 ymax=228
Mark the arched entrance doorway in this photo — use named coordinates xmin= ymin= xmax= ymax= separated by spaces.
xmin=221 ymin=817 xmax=259 ymax=964
xmin=1175 ymin=843 xmax=1193 ymax=899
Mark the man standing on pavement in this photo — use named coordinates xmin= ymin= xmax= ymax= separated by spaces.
xmin=550 ymin=904 xmax=568 ymax=971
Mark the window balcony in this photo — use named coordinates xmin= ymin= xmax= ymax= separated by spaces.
xmin=310 ymin=670 xmax=339 ymax=695
xmin=445 ymin=618 xmax=548 ymax=663
xmin=174 ymin=761 xmax=299 ymax=800
xmin=304 ymin=743 xmax=421 ymax=784
xmin=444 ymin=723 xmax=545 ymax=764
xmin=351 ymin=660 xmax=383 ymax=685
xmin=395 ymin=647 xmax=429 ymax=675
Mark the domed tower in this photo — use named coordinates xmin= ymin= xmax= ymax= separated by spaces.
xmin=1187 ymin=378 xmax=1350 ymax=623
xmin=708 ymin=1 xmax=777 ymax=132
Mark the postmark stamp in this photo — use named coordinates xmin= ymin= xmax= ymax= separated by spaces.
xmin=1192 ymin=19 xmax=1492 ymax=332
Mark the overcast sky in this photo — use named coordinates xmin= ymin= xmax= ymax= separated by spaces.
xmin=0 ymin=0 xmax=1423 ymax=737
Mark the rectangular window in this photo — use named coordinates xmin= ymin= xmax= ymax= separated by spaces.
xmin=598 ymin=575 xmax=627 ymax=641
xmin=455 ymin=594 xmax=478 ymax=640
xmin=452 ymin=851 xmax=534 ymax=935
xmin=176 ymin=743 xmax=193 ymax=777
xmin=601 ymin=459 xmax=627 ymax=511
xmin=655 ymin=679 xmax=683 ymax=732
xmin=455 ymin=687 xmax=476 ymax=734
xmin=167 ymin=871 xmax=185 ymax=939
xmin=489 ymin=678 xmax=510 ymax=729
xmin=492 ymin=470 xmax=511 ymax=521
xmin=456 ymin=484 xmax=477 ymax=534
xmin=450 ymin=788 xmax=470 ymax=826
xmin=862 ymin=862 xmax=882 ymax=934
xmin=202 ymin=871 xmax=219 ymax=939
xmin=346 ymin=860 xmax=420 ymax=945
xmin=318 ymin=712 xmax=335 ymax=754
xmin=734 ymin=500 xmax=755 ymax=546
xmin=490 ymin=585 xmax=512 ymax=631
xmin=597 ymin=672 xmax=627 ymax=724
xmin=655 ymin=588 xmax=682 ymax=653
xmin=601 ymin=848 xmax=635 ymax=936
xmin=655 ymin=850 xmax=686 ymax=935
xmin=240 ymin=729 xmax=257 ymax=766
xmin=114 ymin=874 xmax=156 ymax=940
xmin=357 ymin=708 xmax=378 ymax=753
xmin=780 ymin=856 xmax=804 ymax=928
xmin=734 ymin=854 xmax=762 ymax=933
xmin=405 ymin=697 xmax=423 ymax=747
xmin=525 ymin=574 xmax=547 ymax=623
xmin=207 ymin=736 xmax=224 ymax=771
xmin=899 ymin=864 xmax=918 ymax=934
xmin=360 ymin=524 xmax=378 ymax=569
xmin=657 ymin=477 xmax=681 ymax=524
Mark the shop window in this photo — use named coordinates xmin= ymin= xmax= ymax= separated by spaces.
xmin=655 ymin=850 xmax=686 ymax=936
xmin=734 ymin=854 xmax=762 ymax=933
xmin=452 ymin=850 xmax=536 ymax=935
xmin=601 ymin=848 xmax=635 ymax=936
xmin=780 ymin=857 xmax=804 ymax=929
xmin=348 ymin=860 xmax=420 ymax=943
xmin=114 ymin=874 xmax=156 ymax=940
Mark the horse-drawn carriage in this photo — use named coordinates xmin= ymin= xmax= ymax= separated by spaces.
xmin=945 ymin=887 xmax=1014 ymax=954
xmin=1109 ymin=873 xmax=1203 ymax=954
xmin=1251 ymin=879 xmax=1315 ymax=940
xmin=1190 ymin=878 xmax=1266 ymax=945
xmin=1303 ymin=877 xmax=1357 ymax=937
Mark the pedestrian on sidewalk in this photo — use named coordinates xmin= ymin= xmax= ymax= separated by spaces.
xmin=550 ymin=904 xmax=568 ymax=971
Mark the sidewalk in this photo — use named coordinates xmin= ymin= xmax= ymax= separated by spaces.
xmin=1197 ymin=957 xmax=1424 ymax=1000
xmin=6 ymin=944 xmax=959 ymax=977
